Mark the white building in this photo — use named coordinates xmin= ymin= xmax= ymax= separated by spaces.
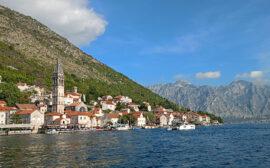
xmin=120 ymin=108 xmax=130 ymax=113
xmin=92 ymin=108 xmax=104 ymax=117
xmin=102 ymin=101 xmax=116 ymax=111
xmin=143 ymin=102 xmax=152 ymax=112
xmin=155 ymin=113 xmax=168 ymax=126
xmin=166 ymin=113 xmax=174 ymax=126
xmin=133 ymin=112 xmax=146 ymax=127
xmin=128 ymin=103 xmax=139 ymax=112
xmin=16 ymin=109 xmax=44 ymax=127
xmin=0 ymin=107 xmax=7 ymax=125
xmin=114 ymin=95 xmax=132 ymax=104
xmin=102 ymin=95 xmax=113 ymax=101
xmin=16 ymin=83 xmax=29 ymax=92
xmin=107 ymin=113 xmax=119 ymax=125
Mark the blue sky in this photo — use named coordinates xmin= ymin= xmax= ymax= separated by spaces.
xmin=80 ymin=0 xmax=270 ymax=86
xmin=2 ymin=0 xmax=270 ymax=86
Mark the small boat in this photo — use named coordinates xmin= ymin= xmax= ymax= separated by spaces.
xmin=46 ymin=129 xmax=59 ymax=134
xmin=177 ymin=122 xmax=195 ymax=130
xmin=116 ymin=125 xmax=129 ymax=130
xmin=167 ymin=127 xmax=172 ymax=131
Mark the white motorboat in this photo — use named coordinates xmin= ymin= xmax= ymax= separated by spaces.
xmin=116 ymin=125 xmax=129 ymax=130
xmin=177 ymin=122 xmax=195 ymax=130
xmin=46 ymin=129 xmax=59 ymax=134
xmin=167 ymin=127 xmax=172 ymax=131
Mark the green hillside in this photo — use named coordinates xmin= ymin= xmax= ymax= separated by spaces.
xmin=0 ymin=6 xmax=179 ymax=110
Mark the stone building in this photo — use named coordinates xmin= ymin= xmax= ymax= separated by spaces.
xmin=52 ymin=59 xmax=65 ymax=114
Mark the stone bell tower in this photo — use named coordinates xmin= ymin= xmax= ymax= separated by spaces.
xmin=52 ymin=58 xmax=65 ymax=114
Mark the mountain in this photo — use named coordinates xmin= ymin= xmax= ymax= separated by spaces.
xmin=0 ymin=6 xmax=178 ymax=110
xmin=148 ymin=80 xmax=270 ymax=123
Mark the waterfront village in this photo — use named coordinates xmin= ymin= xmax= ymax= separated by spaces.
xmin=0 ymin=59 xmax=220 ymax=134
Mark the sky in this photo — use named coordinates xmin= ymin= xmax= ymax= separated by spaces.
xmin=1 ymin=0 xmax=270 ymax=86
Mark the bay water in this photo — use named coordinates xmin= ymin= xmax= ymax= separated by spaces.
xmin=1 ymin=124 xmax=270 ymax=167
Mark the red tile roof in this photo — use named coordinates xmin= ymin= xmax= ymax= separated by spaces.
xmin=0 ymin=106 xmax=16 ymax=112
xmin=92 ymin=108 xmax=101 ymax=113
xmin=154 ymin=113 xmax=164 ymax=118
xmin=68 ymin=102 xmax=82 ymax=107
xmin=16 ymin=83 xmax=26 ymax=86
xmin=107 ymin=113 xmax=119 ymax=118
xmin=65 ymin=92 xmax=81 ymax=96
xmin=0 ymin=101 xmax=7 ymax=105
xmin=105 ymin=101 xmax=115 ymax=105
xmin=114 ymin=95 xmax=122 ymax=99
xmin=202 ymin=115 xmax=209 ymax=118
xmin=128 ymin=102 xmax=137 ymax=106
xmin=53 ymin=118 xmax=63 ymax=122
xmin=16 ymin=104 xmax=38 ymax=110
xmin=121 ymin=112 xmax=129 ymax=115
xmin=68 ymin=112 xmax=96 ymax=117
xmin=132 ymin=112 xmax=143 ymax=118
xmin=45 ymin=112 xmax=62 ymax=116
xmin=16 ymin=110 xmax=35 ymax=115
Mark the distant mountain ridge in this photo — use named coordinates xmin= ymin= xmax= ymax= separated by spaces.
xmin=148 ymin=80 xmax=270 ymax=123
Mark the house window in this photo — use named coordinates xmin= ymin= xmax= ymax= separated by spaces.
xmin=0 ymin=114 xmax=3 ymax=118
xmin=80 ymin=117 xmax=82 ymax=120
xmin=84 ymin=117 xmax=86 ymax=120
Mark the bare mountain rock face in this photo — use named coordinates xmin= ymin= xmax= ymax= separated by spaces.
xmin=148 ymin=80 xmax=270 ymax=123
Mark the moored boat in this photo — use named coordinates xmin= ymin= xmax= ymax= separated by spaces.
xmin=46 ymin=129 xmax=59 ymax=134
xmin=177 ymin=122 xmax=195 ymax=130
xmin=116 ymin=124 xmax=129 ymax=130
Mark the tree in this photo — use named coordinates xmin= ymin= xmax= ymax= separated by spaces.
xmin=139 ymin=104 xmax=148 ymax=111
xmin=104 ymin=109 xmax=111 ymax=114
xmin=119 ymin=114 xmax=137 ymax=125
xmin=0 ymin=82 xmax=29 ymax=106
xmin=143 ymin=112 xmax=155 ymax=124
xmin=115 ymin=102 xmax=125 ymax=111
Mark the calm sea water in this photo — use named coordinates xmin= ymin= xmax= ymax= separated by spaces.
xmin=0 ymin=124 xmax=270 ymax=168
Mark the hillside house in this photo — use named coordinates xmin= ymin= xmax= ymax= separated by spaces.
xmin=102 ymin=95 xmax=113 ymax=101
xmin=16 ymin=83 xmax=29 ymax=92
xmin=107 ymin=113 xmax=119 ymax=125
xmin=102 ymin=101 xmax=116 ymax=111
xmin=0 ymin=101 xmax=7 ymax=107
xmin=92 ymin=108 xmax=104 ymax=117
xmin=143 ymin=102 xmax=152 ymax=112
xmin=68 ymin=112 xmax=97 ymax=128
xmin=127 ymin=103 xmax=139 ymax=112
xmin=166 ymin=113 xmax=174 ymax=126
xmin=132 ymin=112 xmax=146 ymax=127
xmin=114 ymin=95 xmax=132 ymax=104
xmin=120 ymin=108 xmax=130 ymax=113
xmin=155 ymin=113 xmax=168 ymax=126
xmin=66 ymin=102 xmax=88 ymax=112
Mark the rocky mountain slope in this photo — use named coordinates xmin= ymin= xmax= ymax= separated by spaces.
xmin=148 ymin=80 xmax=270 ymax=123
xmin=0 ymin=6 xmax=178 ymax=110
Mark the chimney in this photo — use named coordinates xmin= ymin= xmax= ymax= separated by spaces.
xmin=73 ymin=86 xmax=78 ymax=93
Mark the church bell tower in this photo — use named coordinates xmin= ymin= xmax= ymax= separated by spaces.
xmin=52 ymin=58 xmax=65 ymax=114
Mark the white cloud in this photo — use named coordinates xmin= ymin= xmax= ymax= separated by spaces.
xmin=195 ymin=71 xmax=221 ymax=79
xmin=173 ymin=74 xmax=186 ymax=79
xmin=235 ymin=71 xmax=264 ymax=79
xmin=0 ymin=0 xmax=107 ymax=46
